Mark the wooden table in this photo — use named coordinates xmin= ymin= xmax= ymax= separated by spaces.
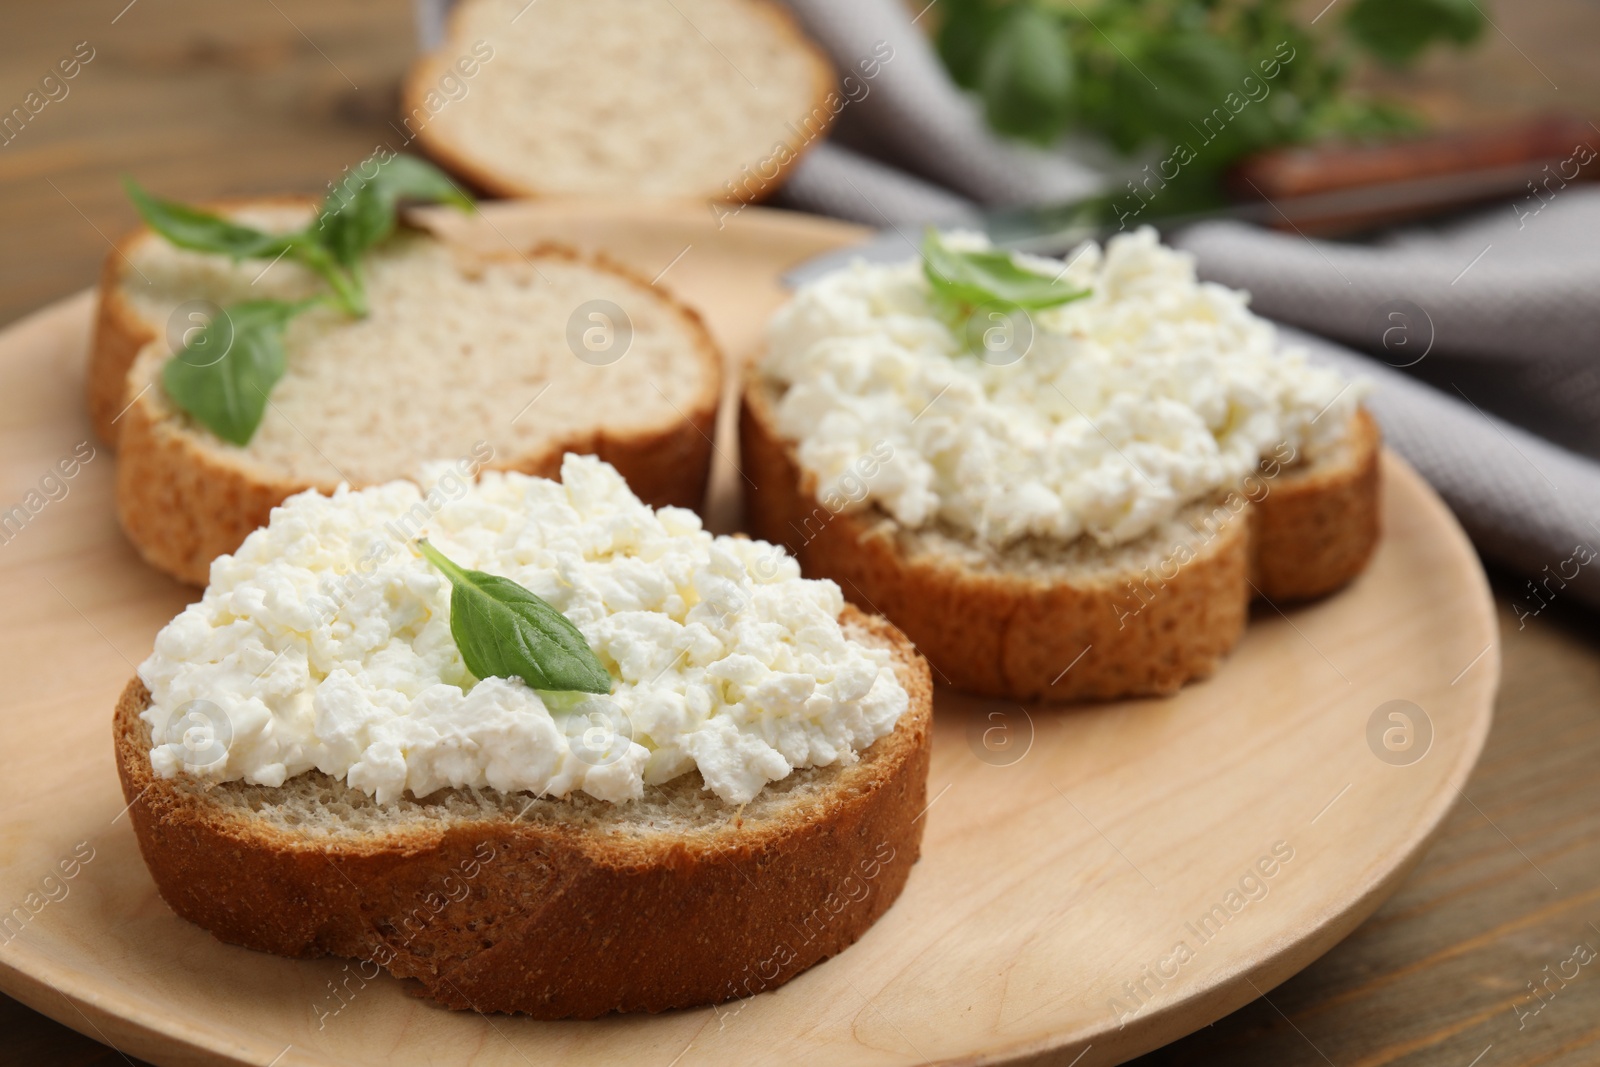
xmin=3 ymin=2 xmax=1597 ymax=1064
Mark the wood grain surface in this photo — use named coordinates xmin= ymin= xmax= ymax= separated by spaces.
xmin=0 ymin=2 xmax=1596 ymax=1066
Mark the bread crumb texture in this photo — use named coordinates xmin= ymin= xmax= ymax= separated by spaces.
xmin=410 ymin=0 xmax=834 ymax=198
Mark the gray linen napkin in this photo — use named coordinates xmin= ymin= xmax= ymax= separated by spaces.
xmin=1282 ymin=327 xmax=1600 ymax=622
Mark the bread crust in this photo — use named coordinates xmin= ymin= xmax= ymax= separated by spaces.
xmin=88 ymin=195 xmax=321 ymax=447
xmin=404 ymin=0 xmax=837 ymax=202
xmin=1251 ymin=408 xmax=1382 ymax=602
xmin=740 ymin=375 xmax=1381 ymax=702
xmin=113 ymin=242 xmax=722 ymax=586
xmin=115 ymin=605 xmax=931 ymax=1018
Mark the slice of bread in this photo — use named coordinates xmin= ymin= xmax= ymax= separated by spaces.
xmin=741 ymin=374 xmax=1382 ymax=702
xmin=100 ymin=205 xmax=723 ymax=585
xmin=114 ymin=605 xmax=932 ymax=1019
xmin=405 ymin=0 xmax=835 ymax=201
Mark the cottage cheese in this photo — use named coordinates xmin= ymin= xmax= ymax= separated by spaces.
xmin=762 ymin=227 xmax=1359 ymax=547
xmin=138 ymin=455 xmax=908 ymax=806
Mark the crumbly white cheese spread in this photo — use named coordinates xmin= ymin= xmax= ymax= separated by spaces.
xmin=138 ymin=455 xmax=908 ymax=806
xmin=761 ymin=227 xmax=1360 ymax=547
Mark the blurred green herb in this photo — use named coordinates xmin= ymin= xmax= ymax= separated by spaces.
xmin=313 ymin=154 xmax=472 ymax=314
xmin=924 ymin=228 xmax=1088 ymax=310
xmin=936 ymin=0 xmax=1486 ymax=172
xmin=978 ymin=4 xmax=1075 ymax=143
xmin=1345 ymin=0 xmax=1485 ymax=65
xmin=126 ymin=153 xmax=472 ymax=442
xmin=124 ymin=184 xmax=305 ymax=261
xmin=923 ymin=228 xmax=1088 ymax=351
xmin=127 ymin=153 xmax=470 ymax=318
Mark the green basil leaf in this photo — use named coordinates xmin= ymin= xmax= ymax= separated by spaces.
xmin=162 ymin=299 xmax=313 ymax=446
xmin=1109 ymin=31 xmax=1275 ymax=161
xmin=978 ymin=4 xmax=1073 ymax=144
xmin=936 ymin=0 xmax=1008 ymax=90
xmin=315 ymin=153 xmax=472 ymax=270
xmin=923 ymin=228 xmax=1089 ymax=311
xmin=416 ymin=540 xmax=612 ymax=696
xmin=935 ymin=0 xmax=1479 ymax=184
xmin=125 ymin=180 xmax=302 ymax=260
xmin=316 ymin=183 xmax=387 ymax=273
xmin=1345 ymin=0 xmax=1484 ymax=65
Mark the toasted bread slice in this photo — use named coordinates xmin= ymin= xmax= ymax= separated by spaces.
xmin=405 ymin=0 xmax=835 ymax=201
xmin=114 ymin=605 xmax=931 ymax=1018
xmin=741 ymin=375 xmax=1381 ymax=702
xmin=102 ymin=208 xmax=722 ymax=585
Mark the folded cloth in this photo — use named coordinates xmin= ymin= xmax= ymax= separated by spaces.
xmin=1175 ymin=193 xmax=1600 ymax=462
xmin=781 ymin=143 xmax=980 ymax=228
xmin=776 ymin=0 xmax=1600 ymax=609
xmin=1288 ymin=328 xmax=1600 ymax=617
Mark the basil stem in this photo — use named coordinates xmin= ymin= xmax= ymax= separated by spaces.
xmin=128 ymin=153 xmax=472 ymax=442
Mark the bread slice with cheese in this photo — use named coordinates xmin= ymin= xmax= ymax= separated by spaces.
xmin=96 ymin=202 xmax=723 ymax=585
xmin=114 ymin=604 xmax=932 ymax=1018
xmin=742 ymin=376 xmax=1381 ymax=702
xmin=405 ymin=0 xmax=836 ymax=201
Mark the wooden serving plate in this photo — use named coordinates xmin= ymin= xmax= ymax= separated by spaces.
xmin=0 ymin=201 xmax=1497 ymax=1066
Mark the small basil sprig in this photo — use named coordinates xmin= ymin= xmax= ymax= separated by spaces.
xmin=922 ymin=229 xmax=1088 ymax=355
xmin=975 ymin=3 xmax=1072 ymax=144
xmin=317 ymin=155 xmax=471 ymax=287
xmin=923 ymin=228 xmax=1090 ymax=312
xmin=126 ymin=153 xmax=472 ymax=443
xmin=416 ymin=539 xmax=613 ymax=696
xmin=936 ymin=0 xmax=1482 ymax=154
xmin=126 ymin=153 xmax=470 ymax=318
xmin=125 ymin=183 xmax=307 ymax=261
xmin=162 ymin=298 xmax=323 ymax=445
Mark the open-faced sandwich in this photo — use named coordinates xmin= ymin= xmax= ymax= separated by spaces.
xmin=92 ymin=156 xmax=721 ymax=585
xmin=742 ymin=228 xmax=1380 ymax=702
xmin=115 ymin=454 xmax=931 ymax=1017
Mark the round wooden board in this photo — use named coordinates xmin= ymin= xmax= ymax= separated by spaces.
xmin=0 ymin=201 xmax=1498 ymax=1067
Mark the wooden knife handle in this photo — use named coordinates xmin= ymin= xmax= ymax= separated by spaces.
xmin=1229 ymin=114 xmax=1599 ymax=200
